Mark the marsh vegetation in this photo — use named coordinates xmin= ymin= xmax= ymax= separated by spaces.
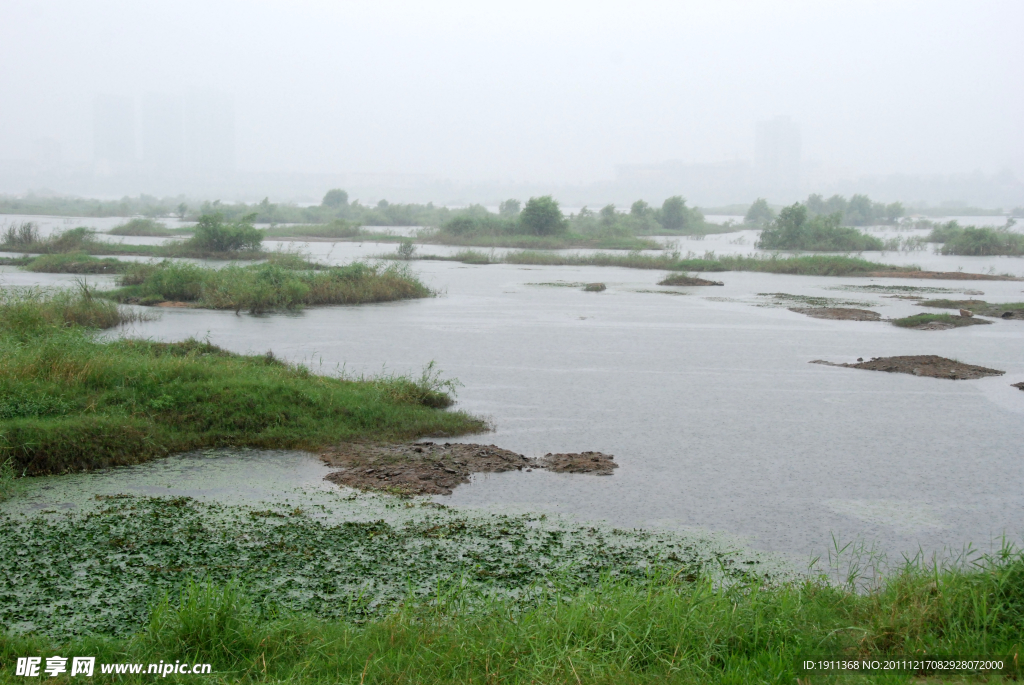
xmin=106 ymin=260 xmax=432 ymax=313
xmin=0 ymin=286 xmax=482 ymax=477
xmin=926 ymin=220 xmax=1024 ymax=256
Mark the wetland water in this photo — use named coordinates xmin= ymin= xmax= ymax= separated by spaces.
xmin=4 ymin=223 xmax=1024 ymax=564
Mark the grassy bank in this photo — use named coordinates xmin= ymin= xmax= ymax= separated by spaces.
xmin=105 ymin=260 xmax=431 ymax=313
xmin=1 ymin=217 xmax=267 ymax=260
xmin=0 ymin=288 xmax=483 ymax=476
xmin=416 ymin=249 xmax=920 ymax=277
xmin=0 ymin=499 xmax=1021 ymax=683
xmin=19 ymin=252 xmax=130 ymax=274
xmin=892 ymin=313 xmax=981 ymax=328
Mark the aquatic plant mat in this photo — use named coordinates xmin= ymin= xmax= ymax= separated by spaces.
xmin=0 ymin=491 xmax=780 ymax=640
xmin=1 ymin=493 xmax=1023 ymax=683
xmin=812 ymin=355 xmax=1005 ymax=380
xmin=321 ymin=442 xmax=616 ymax=495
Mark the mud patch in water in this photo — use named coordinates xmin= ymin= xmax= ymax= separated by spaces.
xmin=811 ymin=355 xmax=1005 ymax=380
xmin=790 ymin=307 xmax=881 ymax=321
xmin=322 ymin=442 xmax=616 ymax=495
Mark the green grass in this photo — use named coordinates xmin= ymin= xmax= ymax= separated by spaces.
xmin=0 ymin=458 xmax=13 ymax=502
xmin=891 ymin=313 xmax=977 ymax=328
xmin=0 ymin=288 xmax=483 ymax=476
xmin=0 ymin=284 xmax=142 ymax=331
xmin=21 ymin=252 xmax=131 ymax=274
xmin=105 ymin=260 xmax=432 ymax=313
xmin=498 ymin=250 xmax=917 ymax=276
xmin=0 ymin=522 xmax=1021 ymax=683
xmin=107 ymin=218 xmax=185 ymax=237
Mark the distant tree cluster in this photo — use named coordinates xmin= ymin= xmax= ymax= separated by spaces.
xmin=805 ymin=193 xmax=904 ymax=226
xmin=743 ymin=198 xmax=775 ymax=227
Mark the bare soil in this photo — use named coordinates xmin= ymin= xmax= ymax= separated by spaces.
xmin=321 ymin=442 xmax=617 ymax=495
xmin=811 ymin=355 xmax=1005 ymax=380
xmin=659 ymin=274 xmax=725 ymax=286
xmin=790 ymin=307 xmax=881 ymax=321
xmin=857 ymin=271 xmax=1021 ymax=281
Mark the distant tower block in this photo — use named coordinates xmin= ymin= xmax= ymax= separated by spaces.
xmin=755 ymin=116 xmax=801 ymax=197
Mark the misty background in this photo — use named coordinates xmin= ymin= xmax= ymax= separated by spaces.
xmin=1 ymin=0 xmax=1022 ymax=208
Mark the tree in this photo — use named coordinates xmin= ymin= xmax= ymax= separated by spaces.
xmin=519 ymin=196 xmax=567 ymax=236
xmin=744 ymin=198 xmax=775 ymax=227
xmin=176 ymin=202 xmax=188 ymax=220
xmin=630 ymin=200 xmax=649 ymax=217
xmin=884 ymin=202 xmax=904 ymax=223
xmin=499 ymin=199 xmax=521 ymax=218
xmin=845 ymin=194 xmax=873 ymax=226
xmin=321 ymin=189 xmax=349 ymax=208
xmin=599 ymin=204 xmax=617 ymax=225
xmin=658 ymin=196 xmax=690 ymax=231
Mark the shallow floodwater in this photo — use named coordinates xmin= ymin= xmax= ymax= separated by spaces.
xmin=5 ymin=220 xmax=1024 ymax=563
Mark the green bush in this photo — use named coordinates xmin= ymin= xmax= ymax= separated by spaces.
xmin=758 ymin=204 xmax=884 ymax=251
xmin=107 ymin=261 xmax=432 ymax=314
xmin=940 ymin=226 xmax=1024 ymax=256
xmin=184 ymin=213 xmax=263 ymax=253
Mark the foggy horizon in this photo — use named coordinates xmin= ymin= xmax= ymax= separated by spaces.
xmin=1 ymin=0 xmax=1022 ymax=205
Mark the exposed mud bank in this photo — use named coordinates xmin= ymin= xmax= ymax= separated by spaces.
xmin=790 ymin=307 xmax=881 ymax=321
xmin=321 ymin=442 xmax=617 ymax=495
xmin=658 ymin=274 xmax=725 ymax=286
xmin=811 ymin=355 xmax=1005 ymax=380
xmin=857 ymin=271 xmax=1021 ymax=281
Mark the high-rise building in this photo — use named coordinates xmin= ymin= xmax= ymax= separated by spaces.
xmin=93 ymin=94 xmax=135 ymax=175
xmin=142 ymin=93 xmax=183 ymax=177
xmin=754 ymin=116 xmax=800 ymax=197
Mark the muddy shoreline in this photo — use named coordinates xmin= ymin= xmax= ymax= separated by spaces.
xmin=321 ymin=442 xmax=617 ymax=495
xmin=811 ymin=355 xmax=1005 ymax=380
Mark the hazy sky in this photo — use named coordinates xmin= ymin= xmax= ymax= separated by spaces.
xmin=2 ymin=0 xmax=1021 ymax=183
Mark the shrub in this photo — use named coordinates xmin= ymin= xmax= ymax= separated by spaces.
xmin=758 ymin=204 xmax=884 ymax=251
xmin=108 ymin=218 xmax=174 ymax=236
xmin=1 ymin=222 xmax=41 ymax=248
xmin=939 ymin=226 xmax=1024 ymax=256
xmin=519 ymin=196 xmax=567 ymax=236
xmin=184 ymin=213 xmax=263 ymax=253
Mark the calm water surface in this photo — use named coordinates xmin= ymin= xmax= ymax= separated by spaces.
xmin=3 ymin=222 xmax=1024 ymax=562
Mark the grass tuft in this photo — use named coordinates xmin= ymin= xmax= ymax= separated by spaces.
xmin=106 ymin=260 xmax=432 ymax=314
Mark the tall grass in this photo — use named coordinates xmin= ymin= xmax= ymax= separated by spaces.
xmin=0 ymin=457 xmax=14 ymax=501
xmin=0 ymin=283 xmax=142 ymax=332
xmin=22 ymin=252 xmax=129 ymax=274
xmin=107 ymin=260 xmax=432 ymax=313
xmin=0 ymin=287 xmax=482 ymax=474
